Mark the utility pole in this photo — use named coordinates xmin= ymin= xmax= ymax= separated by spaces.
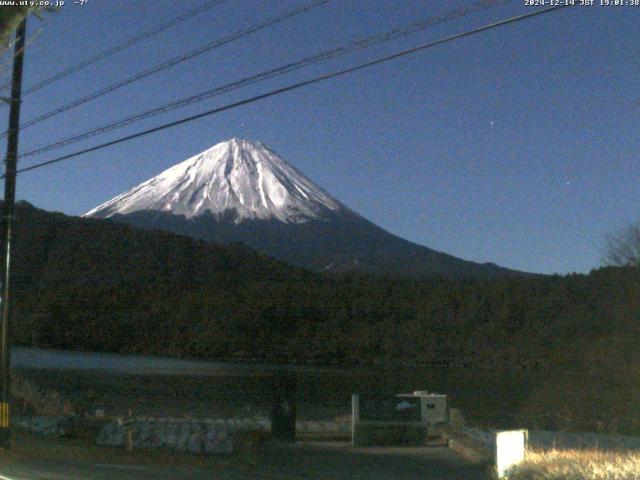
xmin=0 ymin=17 xmax=27 ymax=449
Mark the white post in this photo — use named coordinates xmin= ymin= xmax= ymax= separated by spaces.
xmin=495 ymin=430 xmax=527 ymax=478
xmin=351 ymin=394 xmax=359 ymax=446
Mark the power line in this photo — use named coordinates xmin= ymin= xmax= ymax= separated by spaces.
xmin=10 ymin=5 xmax=569 ymax=178
xmin=2 ymin=0 xmax=330 ymax=137
xmin=18 ymin=0 xmax=229 ymax=98
xmin=19 ymin=0 xmax=513 ymax=160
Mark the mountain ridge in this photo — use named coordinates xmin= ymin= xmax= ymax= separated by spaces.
xmin=85 ymin=138 xmax=530 ymax=279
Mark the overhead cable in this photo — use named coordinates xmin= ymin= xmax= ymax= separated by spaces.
xmin=3 ymin=0 xmax=330 ymax=136
xmin=20 ymin=0 xmax=512 ymax=159
xmin=18 ymin=0 xmax=229 ymax=98
xmin=11 ymin=5 xmax=569 ymax=177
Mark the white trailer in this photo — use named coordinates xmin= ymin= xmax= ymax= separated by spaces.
xmin=398 ymin=391 xmax=448 ymax=426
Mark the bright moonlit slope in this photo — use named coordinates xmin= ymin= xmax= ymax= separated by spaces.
xmin=84 ymin=138 xmax=344 ymax=223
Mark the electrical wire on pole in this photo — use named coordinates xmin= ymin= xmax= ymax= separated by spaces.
xmin=0 ymin=0 xmax=330 ymax=138
xmin=8 ymin=4 xmax=568 ymax=178
xmin=0 ymin=27 xmax=43 ymax=91
xmin=0 ymin=17 xmax=27 ymax=449
xmin=0 ymin=0 xmax=228 ymax=98
xmin=18 ymin=0 xmax=513 ymax=161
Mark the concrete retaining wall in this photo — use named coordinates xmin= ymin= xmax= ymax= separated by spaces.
xmin=352 ymin=424 xmax=428 ymax=447
xmin=15 ymin=414 xmax=351 ymax=455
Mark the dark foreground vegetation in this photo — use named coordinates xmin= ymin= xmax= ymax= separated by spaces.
xmin=9 ymin=202 xmax=640 ymax=433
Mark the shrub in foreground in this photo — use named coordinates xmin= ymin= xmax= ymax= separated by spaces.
xmin=11 ymin=375 xmax=74 ymax=416
xmin=503 ymin=449 xmax=640 ymax=480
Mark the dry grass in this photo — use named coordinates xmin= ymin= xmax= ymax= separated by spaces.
xmin=0 ymin=425 xmax=275 ymax=470
xmin=0 ymin=429 xmax=238 ymax=469
xmin=503 ymin=449 xmax=640 ymax=480
xmin=11 ymin=374 xmax=74 ymax=416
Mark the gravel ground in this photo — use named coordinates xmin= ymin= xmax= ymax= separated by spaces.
xmin=0 ymin=435 xmax=488 ymax=480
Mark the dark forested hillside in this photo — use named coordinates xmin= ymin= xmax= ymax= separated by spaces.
xmin=108 ymin=208 xmax=525 ymax=279
xmin=8 ymin=202 xmax=640 ymax=432
xmin=11 ymin=202 xmax=318 ymax=356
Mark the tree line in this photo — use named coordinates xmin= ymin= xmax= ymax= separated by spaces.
xmin=8 ymin=202 xmax=640 ymax=433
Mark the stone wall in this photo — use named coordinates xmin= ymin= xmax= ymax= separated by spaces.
xmin=15 ymin=416 xmax=77 ymax=436
xmin=96 ymin=417 xmax=351 ymax=454
xmin=97 ymin=418 xmax=234 ymax=454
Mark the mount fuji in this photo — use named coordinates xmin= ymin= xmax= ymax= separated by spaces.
xmin=85 ymin=139 xmax=522 ymax=278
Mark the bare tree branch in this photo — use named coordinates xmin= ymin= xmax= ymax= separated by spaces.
xmin=602 ymin=223 xmax=640 ymax=267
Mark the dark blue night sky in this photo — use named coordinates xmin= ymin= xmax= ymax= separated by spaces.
xmin=5 ymin=0 xmax=639 ymax=274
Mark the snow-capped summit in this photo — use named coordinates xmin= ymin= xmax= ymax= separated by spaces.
xmin=84 ymin=138 xmax=524 ymax=279
xmin=84 ymin=138 xmax=344 ymax=223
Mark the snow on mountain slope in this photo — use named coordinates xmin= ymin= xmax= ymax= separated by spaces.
xmin=84 ymin=139 xmax=344 ymax=223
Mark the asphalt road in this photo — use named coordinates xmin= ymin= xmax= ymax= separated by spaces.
xmin=0 ymin=442 xmax=488 ymax=480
